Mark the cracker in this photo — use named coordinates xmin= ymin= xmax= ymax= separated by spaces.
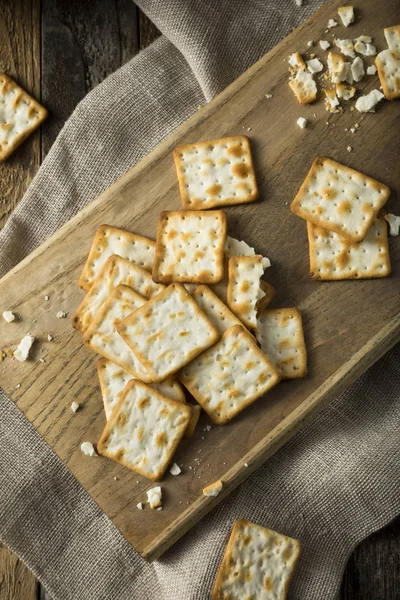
xmin=78 ymin=225 xmax=155 ymax=291
xmin=227 ymin=256 xmax=266 ymax=329
xmin=72 ymin=255 xmax=165 ymax=332
xmin=152 ymin=210 xmax=227 ymax=284
xmin=173 ymin=136 xmax=258 ymax=210
xmin=203 ymin=480 xmax=223 ymax=497
xmin=212 ymin=519 xmax=301 ymax=600
xmin=290 ymin=157 xmax=390 ymax=242
xmin=97 ymin=380 xmax=191 ymax=481
xmin=257 ymin=281 xmax=276 ymax=311
xmin=384 ymin=24 xmax=400 ymax=55
xmin=376 ymin=49 xmax=400 ymax=100
xmin=0 ymin=73 xmax=47 ymax=161
xmin=327 ymin=52 xmax=351 ymax=83
xmin=97 ymin=358 xmax=186 ymax=420
xmin=185 ymin=404 xmax=201 ymax=437
xmin=307 ymin=217 xmax=391 ymax=280
xmin=256 ymin=308 xmax=307 ymax=380
xmin=118 ymin=283 xmax=219 ymax=382
xmin=179 ymin=325 xmax=280 ymax=425
xmin=224 ymin=236 xmax=271 ymax=268
xmin=83 ymin=285 xmax=151 ymax=381
xmin=288 ymin=69 xmax=317 ymax=104
xmin=193 ymin=285 xmax=243 ymax=335
xmin=336 ymin=82 xmax=356 ymax=100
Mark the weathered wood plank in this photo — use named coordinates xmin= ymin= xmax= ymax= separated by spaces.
xmin=41 ymin=0 xmax=139 ymax=157
xmin=0 ymin=544 xmax=38 ymax=600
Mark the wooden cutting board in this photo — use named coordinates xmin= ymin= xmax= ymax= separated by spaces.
xmin=0 ymin=0 xmax=399 ymax=561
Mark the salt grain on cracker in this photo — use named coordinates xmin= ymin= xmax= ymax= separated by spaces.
xmin=0 ymin=73 xmax=47 ymax=161
xmin=152 ymin=210 xmax=227 ymax=284
xmin=78 ymin=224 xmax=155 ymax=291
xmin=180 ymin=325 xmax=280 ymax=425
xmin=307 ymin=217 xmax=391 ymax=280
xmin=72 ymin=255 xmax=164 ymax=333
xmin=227 ymin=256 xmax=266 ymax=329
xmin=211 ymin=519 xmax=301 ymax=600
xmin=118 ymin=283 xmax=219 ymax=382
xmin=290 ymin=157 xmax=390 ymax=242
xmin=174 ymin=136 xmax=258 ymax=210
xmin=257 ymin=308 xmax=307 ymax=380
xmin=98 ymin=380 xmax=191 ymax=481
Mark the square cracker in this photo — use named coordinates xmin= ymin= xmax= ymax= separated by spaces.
xmin=78 ymin=225 xmax=155 ymax=291
xmin=212 ymin=519 xmax=301 ymax=600
xmin=290 ymin=157 xmax=390 ymax=242
xmin=193 ymin=285 xmax=243 ymax=335
xmin=174 ymin=136 xmax=258 ymax=210
xmin=0 ymin=73 xmax=47 ymax=161
xmin=179 ymin=325 xmax=280 ymax=425
xmin=152 ymin=210 xmax=227 ymax=284
xmin=227 ymin=256 xmax=266 ymax=330
xmin=97 ymin=380 xmax=191 ymax=481
xmin=72 ymin=255 xmax=165 ymax=332
xmin=256 ymin=308 xmax=307 ymax=379
xmin=376 ymin=49 xmax=400 ymax=100
xmin=307 ymin=217 xmax=391 ymax=280
xmin=83 ymin=285 xmax=151 ymax=382
xmin=97 ymin=358 xmax=186 ymax=420
xmin=117 ymin=283 xmax=219 ymax=382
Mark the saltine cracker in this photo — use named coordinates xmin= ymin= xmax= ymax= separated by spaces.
xmin=174 ymin=136 xmax=258 ymax=210
xmin=179 ymin=325 xmax=280 ymax=425
xmin=227 ymin=256 xmax=266 ymax=329
xmin=117 ymin=283 xmax=219 ymax=382
xmin=193 ymin=285 xmax=243 ymax=335
xmin=290 ymin=157 xmax=390 ymax=242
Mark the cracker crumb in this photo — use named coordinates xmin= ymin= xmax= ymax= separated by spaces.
xmin=295 ymin=0 xmax=302 ymax=6
xmin=81 ymin=441 xmax=97 ymax=456
xmin=244 ymin=462 xmax=249 ymax=467
xmin=327 ymin=19 xmax=338 ymax=29
xmin=156 ymin=506 xmax=163 ymax=511
xmin=47 ymin=334 xmax=53 ymax=341
xmin=15 ymin=383 xmax=21 ymax=389
xmin=44 ymin=295 xmax=50 ymax=301
xmin=114 ymin=476 xmax=118 ymax=481
xmin=3 ymin=311 xmax=15 ymax=323
xmin=203 ymin=480 xmax=223 ymax=497
xmin=246 ymin=127 xmax=251 ymax=131
xmin=367 ymin=65 xmax=377 ymax=75
xmin=56 ymin=311 xmax=67 ymax=319
xmin=347 ymin=146 xmax=353 ymax=152
xmin=197 ymin=104 xmax=203 ymax=111
xmin=147 ymin=486 xmax=162 ymax=509
xmin=355 ymin=89 xmax=385 ymax=113
xmin=297 ymin=117 xmax=307 ymax=129
xmin=137 ymin=502 xmax=143 ymax=510
xmin=384 ymin=214 xmax=400 ymax=236
xmin=169 ymin=463 xmax=182 ymax=476
xmin=71 ymin=401 xmax=80 ymax=413
xmin=38 ymin=358 xmax=45 ymax=363
xmin=307 ymin=41 xmax=314 ymax=47
xmin=350 ymin=127 xmax=356 ymax=133
xmin=14 ymin=335 xmax=35 ymax=362
xmin=265 ymin=93 xmax=272 ymax=99
xmin=319 ymin=40 xmax=331 ymax=50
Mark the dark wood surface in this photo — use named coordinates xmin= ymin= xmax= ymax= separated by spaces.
xmin=0 ymin=1 xmax=398 ymax=598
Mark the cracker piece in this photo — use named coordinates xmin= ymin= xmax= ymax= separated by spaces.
xmin=72 ymin=255 xmax=165 ymax=332
xmin=324 ymin=89 xmax=340 ymax=112
xmin=83 ymin=285 xmax=151 ymax=381
xmin=118 ymin=283 xmax=219 ymax=382
xmin=193 ymin=285 xmax=243 ymax=335
xmin=288 ymin=52 xmax=306 ymax=71
xmin=338 ymin=6 xmax=354 ymax=27
xmin=97 ymin=380 xmax=191 ymax=481
xmin=307 ymin=217 xmax=391 ymax=280
xmin=224 ymin=236 xmax=271 ymax=268
xmin=257 ymin=281 xmax=276 ymax=311
xmin=227 ymin=256 xmax=266 ymax=329
xmin=290 ymin=157 xmax=390 ymax=242
xmin=212 ymin=519 xmax=301 ymax=600
xmin=97 ymin=358 xmax=186 ymax=420
xmin=376 ymin=49 xmax=400 ymax=100
xmin=179 ymin=325 xmax=280 ymax=425
xmin=256 ymin=308 xmax=307 ymax=380
xmin=78 ymin=225 xmax=155 ymax=291
xmin=173 ymin=136 xmax=258 ymax=210
xmin=288 ymin=70 xmax=317 ymax=104
xmin=185 ymin=404 xmax=202 ymax=437
xmin=336 ymin=82 xmax=356 ymax=100
xmin=152 ymin=210 xmax=227 ymax=284
xmin=0 ymin=73 xmax=47 ymax=161
xmin=203 ymin=480 xmax=223 ymax=497
xmin=384 ymin=24 xmax=400 ymax=56
xmin=327 ymin=52 xmax=351 ymax=83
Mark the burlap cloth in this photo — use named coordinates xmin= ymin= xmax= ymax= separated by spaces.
xmin=0 ymin=2 xmax=399 ymax=599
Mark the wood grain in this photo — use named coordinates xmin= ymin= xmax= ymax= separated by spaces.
xmin=0 ymin=544 xmax=37 ymax=600
xmin=0 ymin=0 xmax=398 ymax=564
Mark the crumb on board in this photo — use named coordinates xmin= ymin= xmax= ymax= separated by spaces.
xmin=81 ymin=441 xmax=97 ymax=456
xmin=203 ymin=480 xmax=223 ymax=497
xmin=14 ymin=335 xmax=35 ymax=362
xmin=71 ymin=401 xmax=80 ymax=413
xmin=3 ymin=311 xmax=15 ymax=323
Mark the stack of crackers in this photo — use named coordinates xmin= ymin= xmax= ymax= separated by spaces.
xmin=291 ymin=157 xmax=392 ymax=280
xmin=72 ymin=135 xmax=308 ymax=483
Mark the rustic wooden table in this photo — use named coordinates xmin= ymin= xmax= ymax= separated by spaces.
xmin=0 ymin=1 xmax=398 ymax=599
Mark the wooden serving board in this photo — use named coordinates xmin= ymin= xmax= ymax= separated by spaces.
xmin=0 ymin=0 xmax=399 ymax=561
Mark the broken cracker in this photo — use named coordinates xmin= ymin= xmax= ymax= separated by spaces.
xmin=307 ymin=217 xmax=391 ymax=280
xmin=118 ymin=283 xmax=219 ymax=382
xmin=290 ymin=157 xmax=390 ymax=242
xmin=227 ymin=256 xmax=266 ymax=329
xmin=78 ymin=225 xmax=155 ymax=291
xmin=174 ymin=136 xmax=258 ymax=210
xmin=257 ymin=281 xmax=276 ymax=311
xmin=185 ymin=404 xmax=202 ymax=437
xmin=98 ymin=380 xmax=191 ymax=481
xmin=384 ymin=24 xmax=400 ymax=55
xmin=212 ymin=519 xmax=301 ymax=600
xmin=0 ymin=73 xmax=47 ymax=161
xmin=179 ymin=325 xmax=280 ymax=425
xmin=376 ymin=49 xmax=400 ymax=100
xmin=256 ymin=308 xmax=307 ymax=380
xmin=152 ymin=210 xmax=227 ymax=284
xmin=288 ymin=70 xmax=317 ymax=104
xmin=72 ymin=255 xmax=164 ymax=333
